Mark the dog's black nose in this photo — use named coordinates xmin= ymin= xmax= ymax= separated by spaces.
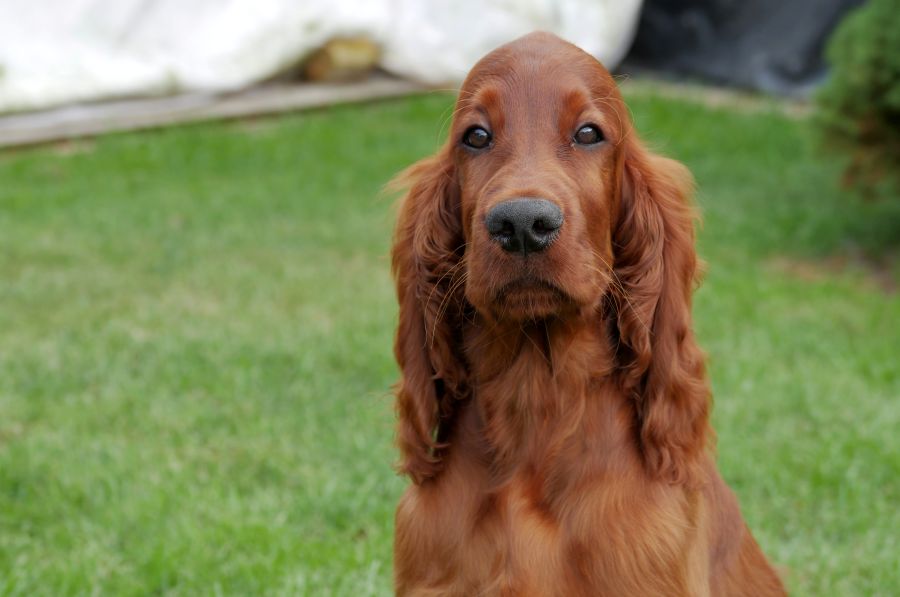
xmin=485 ymin=198 xmax=563 ymax=255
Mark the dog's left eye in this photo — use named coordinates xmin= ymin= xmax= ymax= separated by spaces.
xmin=574 ymin=124 xmax=604 ymax=146
xmin=462 ymin=126 xmax=492 ymax=149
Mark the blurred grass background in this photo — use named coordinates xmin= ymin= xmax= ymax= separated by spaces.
xmin=0 ymin=92 xmax=898 ymax=595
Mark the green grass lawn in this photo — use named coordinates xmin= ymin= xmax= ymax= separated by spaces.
xmin=0 ymin=91 xmax=898 ymax=596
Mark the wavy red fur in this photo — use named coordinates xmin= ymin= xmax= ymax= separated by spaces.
xmin=390 ymin=31 xmax=785 ymax=596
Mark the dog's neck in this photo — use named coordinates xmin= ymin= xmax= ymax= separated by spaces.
xmin=462 ymin=312 xmax=630 ymax=478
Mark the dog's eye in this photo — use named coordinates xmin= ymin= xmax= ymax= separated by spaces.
xmin=462 ymin=126 xmax=492 ymax=149
xmin=574 ymin=124 xmax=604 ymax=146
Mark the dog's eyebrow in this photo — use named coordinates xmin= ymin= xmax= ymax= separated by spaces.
xmin=562 ymin=88 xmax=591 ymax=109
xmin=471 ymin=86 xmax=500 ymax=111
xmin=455 ymin=86 xmax=504 ymax=128
xmin=556 ymin=89 xmax=612 ymax=131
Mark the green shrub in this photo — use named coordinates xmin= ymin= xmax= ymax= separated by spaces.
xmin=816 ymin=0 xmax=900 ymax=197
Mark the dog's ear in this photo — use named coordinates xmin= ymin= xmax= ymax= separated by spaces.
xmin=390 ymin=148 xmax=469 ymax=484
xmin=610 ymin=138 xmax=711 ymax=485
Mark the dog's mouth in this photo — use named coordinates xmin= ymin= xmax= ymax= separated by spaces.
xmin=492 ymin=278 xmax=575 ymax=320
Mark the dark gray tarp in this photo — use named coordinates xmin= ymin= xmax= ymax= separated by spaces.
xmin=621 ymin=0 xmax=865 ymax=96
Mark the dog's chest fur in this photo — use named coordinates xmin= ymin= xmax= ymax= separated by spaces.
xmin=394 ymin=361 xmax=711 ymax=597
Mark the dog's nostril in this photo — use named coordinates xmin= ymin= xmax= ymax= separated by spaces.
xmin=485 ymin=198 xmax=563 ymax=255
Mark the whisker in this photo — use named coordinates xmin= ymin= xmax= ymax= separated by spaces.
xmin=591 ymin=249 xmax=651 ymax=336
xmin=434 ymin=270 xmax=469 ymax=336
xmin=420 ymin=242 xmax=469 ymax=320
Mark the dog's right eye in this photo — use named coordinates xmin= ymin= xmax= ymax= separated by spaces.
xmin=574 ymin=124 xmax=604 ymax=146
xmin=462 ymin=126 xmax=492 ymax=150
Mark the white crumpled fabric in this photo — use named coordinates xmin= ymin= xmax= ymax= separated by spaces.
xmin=0 ymin=0 xmax=642 ymax=113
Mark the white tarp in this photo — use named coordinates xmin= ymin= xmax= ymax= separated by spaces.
xmin=0 ymin=0 xmax=642 ymax=114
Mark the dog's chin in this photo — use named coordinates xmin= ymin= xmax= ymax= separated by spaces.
xmin=490 ymin=279 xmax=577 ymax=322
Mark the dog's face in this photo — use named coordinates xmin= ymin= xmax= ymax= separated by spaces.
xmin=392 ymin=32 xmax=703 ymax=484
xmin=451 ymin=33 xmax=629 ymax=322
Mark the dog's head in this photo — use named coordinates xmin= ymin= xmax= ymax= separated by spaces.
xmin=392 ymin=32 xmax=708 ymax=484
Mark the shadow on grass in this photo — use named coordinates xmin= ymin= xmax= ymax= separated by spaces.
xmin=766 ymin=167 xmax=900 ymax=292
xmin=634 ymin=95 xmax=900 ymax=288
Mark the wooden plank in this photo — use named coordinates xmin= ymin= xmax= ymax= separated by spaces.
xmin=0 ymin=75 xmax=429 ymax=149
xmin=0 ymin=74 xmax=809 ymax=150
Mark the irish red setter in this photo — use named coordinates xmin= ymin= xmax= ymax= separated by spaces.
xmin=389 ymin=32 xmax=786 ymax=596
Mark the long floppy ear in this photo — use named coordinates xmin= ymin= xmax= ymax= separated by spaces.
xmin=390 ymin=148 xmax=469 ymax=484
xmin=611 ymin=139 xmax=712 ymax=485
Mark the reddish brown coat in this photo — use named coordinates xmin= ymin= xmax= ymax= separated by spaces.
xmin=390 ymin=32 xmax=785 ymax=597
